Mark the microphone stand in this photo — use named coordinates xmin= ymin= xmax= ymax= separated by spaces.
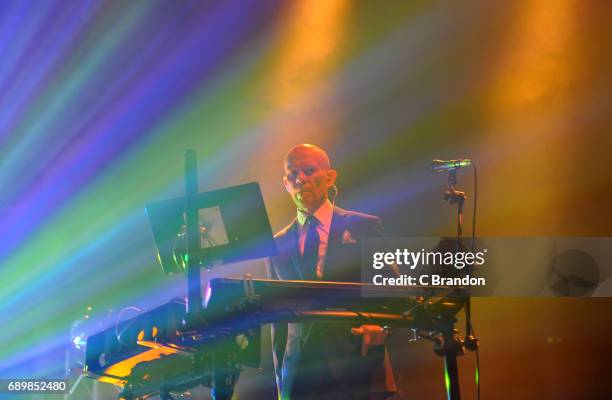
xmin=436 ymin=168 xmax=477 ymax=400
xmin=444 ymin=170 xmax=466 ymax=241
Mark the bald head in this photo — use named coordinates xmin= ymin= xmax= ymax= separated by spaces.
xmin=284 ymin=144 xmax=331 ymax=171
xmin=283 ymin=144 xmax=337 ymax=213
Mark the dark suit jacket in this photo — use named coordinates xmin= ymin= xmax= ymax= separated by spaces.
xmin=267 ymin=207 xmax=396 ymax=399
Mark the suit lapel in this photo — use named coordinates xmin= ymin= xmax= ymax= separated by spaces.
xmin=325 ymin=208 xmax=346 ymax=278
xmin=328 ymin=208 xmax=345 ymax=249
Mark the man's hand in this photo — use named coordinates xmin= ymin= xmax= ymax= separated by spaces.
xmin=350 ymin=324 xmax=389 ymax=356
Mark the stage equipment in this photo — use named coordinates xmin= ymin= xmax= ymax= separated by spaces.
xmin=84 ymin=149 xmax=471 ymax=400
xmin=85 ymin=278 xmax=466 ymax=400
xmin=146 ymin=150 xmax=276 ymax=329
xmin=145 ymin=184 xmax=276 ymax=275
xmin=431 ymin=157 xmax=480 ymax=400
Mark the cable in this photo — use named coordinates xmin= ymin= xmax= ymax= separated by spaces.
xmin=471 ymin=164 xmax=478 ymax=252
xmin=475 ymin=344 xmax=480 ymax=400
xmin=329 ymin=185 xmax=338 ymax=207
xmin=466 ymin=164 xmax=477 ymax=338
xmin=468 ymin=164 xmax=479 ymax=400
xmin=115 ymin=306 xmax=143 ymax=346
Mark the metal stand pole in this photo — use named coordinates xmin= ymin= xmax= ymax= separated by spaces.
xmin=184 ymin=149 xmax=204 ymax=327
xmin=439 ymin=169 xmax=468 ymax=400
xmin=443 ymin=170 xmax=466 ymax=243
xmin=441 ymin=328 xmax=462 ymax=400
xmin=429 ymin=321 xmax=464 ymax=400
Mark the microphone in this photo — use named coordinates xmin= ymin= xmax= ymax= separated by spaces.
xmin=431 ymin=159 xmax=472 ymax=173
xmin=329 ymin=185 xmax=338 ymax=206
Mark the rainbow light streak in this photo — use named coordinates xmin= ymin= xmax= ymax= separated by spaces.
xmin=0 ymin=0 xmax=55 ymax=93
xmin=0 ymin=1 xmax=100 ymax=141
xmin=0 ymin=0 xmax=285 ymax=376
xmin=0 ymin=0 xmax=274 ymax=293
xmin=0 ymin=214 xmax=141 ymax=315
xmin=0 ymin=1 xmax=152 ymax=259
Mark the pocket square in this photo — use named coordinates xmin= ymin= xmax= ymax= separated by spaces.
xmin=341 ymin=229 xmax=357 ymax=244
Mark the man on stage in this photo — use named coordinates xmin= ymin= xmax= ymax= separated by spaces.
xmin=267 ymin=144 xmax=397 ymax=400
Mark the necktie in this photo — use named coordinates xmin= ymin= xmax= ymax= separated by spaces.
xmin=301 ymin=215 xmax=320 ymax=280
